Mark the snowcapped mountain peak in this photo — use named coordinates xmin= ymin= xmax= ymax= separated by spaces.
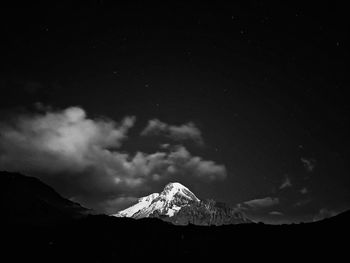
xmin=160 ymin=182 xmax=200 ymax=202
xmin=163 ymin=182 xmax=187 ymax=191
xmin=113 ymin=182 xmax=200 ymax=219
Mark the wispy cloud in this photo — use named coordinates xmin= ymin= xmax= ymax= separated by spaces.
xmin=269 ymin=211 xmax=284 ymax=216
xmin=141 ymin=119 xmax=204 ymax=145
xmin=244 ymin=197 xmax=279 ymax=209
xmin=301 ymin=157 xmax=316 ymax=172
xmin=279 ymin=174 xmax=292 ymax=189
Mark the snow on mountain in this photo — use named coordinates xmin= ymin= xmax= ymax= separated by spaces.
xmin=113 ymin=182 xmax=200 ymax=219
xmin=114 ymin=193 xmax=160 ymax=218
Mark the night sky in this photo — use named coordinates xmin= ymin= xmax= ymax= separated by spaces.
xmin=0 ymin=1 xmax=349 ymax=223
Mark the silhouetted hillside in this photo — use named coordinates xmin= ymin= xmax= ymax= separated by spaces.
xmin=1 ymin=212 xmax=349 ymax=261
xmin=0 ymin=171 xmax=348 ymax=261
xmin=0 ymin=171 xmax=89 ymax=225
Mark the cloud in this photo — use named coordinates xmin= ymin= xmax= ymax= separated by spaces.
xmin=244 ymin=197 xmax=279 ymax=209
xmin=293 ymin=199 xmax=312 ymax=207
xmin=159 ymin=143 xmax=170 ymax=149
xmin=279 ymin=174 xmax=292 ymax=189
xmin=0 ymin=106 xmax=226 ymax=213
xmin=301 ymin=157 xmax=316 ymax=172
xmin=141 ymin=119 xmax=204 ymax=145
xmin=0 ymin=106 xmax=136 ymax=174
xmin=300 ymin=187 xmax=308 ymax=194
xmin=269 ymin=211 xmax=284 ymax=216
xmin=313 ymin=208 xmax=338 ymax=222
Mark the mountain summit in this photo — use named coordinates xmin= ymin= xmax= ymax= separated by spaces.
xmin=114 ymin=182 xmax=200 ymax=219
xmin=114 ymin=182 xmax=250 ymax=225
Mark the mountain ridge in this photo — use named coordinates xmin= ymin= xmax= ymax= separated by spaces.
xmin=114 ymin=182 xmax=251 ymax=225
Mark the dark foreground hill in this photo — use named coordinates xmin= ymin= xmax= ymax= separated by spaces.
xmin=0 ymin=171 xmax=349 ymax=261
xmin=0 ymin=171 xmax=89 ymax=225
xmin=2 ymin=213 xmax=350 ymax=261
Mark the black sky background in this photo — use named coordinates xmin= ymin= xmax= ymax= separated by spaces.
xmin=0 ymin=1 xmax=349 ymax=223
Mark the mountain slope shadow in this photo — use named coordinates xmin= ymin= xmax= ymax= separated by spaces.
xmin=0 ymin=171 xmax=349 ymax=261
xmin=0 ymin=171 xmax=89 ymax=225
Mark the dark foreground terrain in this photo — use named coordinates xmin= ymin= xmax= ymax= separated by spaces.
xmin=1 ymin=171 xmax=349 ymax=261
xmin=2 ymin=214 xmax=349 ymax=261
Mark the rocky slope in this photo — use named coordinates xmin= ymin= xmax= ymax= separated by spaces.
xmin=162 ymin=199 xmax=250 ymax=225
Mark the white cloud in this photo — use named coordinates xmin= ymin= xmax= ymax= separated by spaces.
xmin=301 ymin=157 xmax=316 ymax=172
xmin=0 ymin=107 xmax=135 ymax=174
xmin=279 ymin=174 xmax=292 ymax=189
xmin=269 ymin=211 xmax=284 ymax=216
xmin=159 ymin=143 xmax=170 ymax=149
xmin=167 ymin=146 xmax=227 ymax=180
xmin=141 ymin=119 xmax=204 ymax=145
xmin=244 ymin=197 xmax=279 ymax=209
xmin=0 ymin=106 xmax=226 ymax=212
